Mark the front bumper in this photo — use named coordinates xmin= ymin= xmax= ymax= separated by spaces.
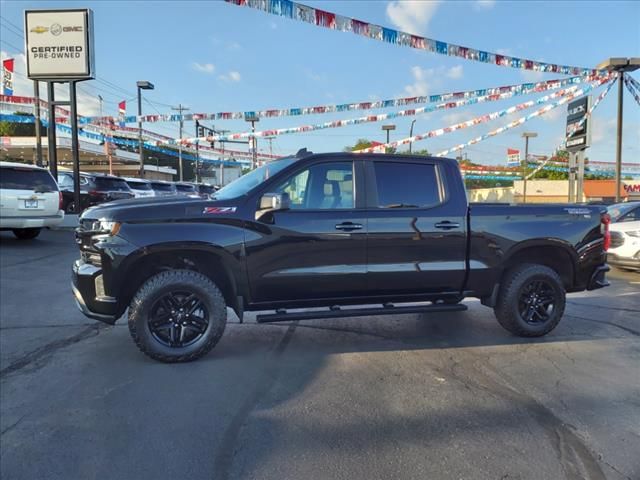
xmin=607 ymin=253 xmax=640 ymax=271
xmin=72 ymin=260 xmax=119 ymax=324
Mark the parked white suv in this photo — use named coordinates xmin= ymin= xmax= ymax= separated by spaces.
xmin=607 ymin=202 xmax=640 ymax=271
xmin=0 ymin=162 xmax=64 ymax=240
xmin=123 ymin=177 xmax=156 ymax=198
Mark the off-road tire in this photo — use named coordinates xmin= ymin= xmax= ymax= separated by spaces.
xmin=12 ymin=228 xmax=41 ymax=240
xmin=128 ymin=269 xmax=227 ymax=362
xmin=494 ymin=263 xmax=565 ymax=337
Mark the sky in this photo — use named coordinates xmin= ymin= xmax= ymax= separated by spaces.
xmin=1 ymin=0 xmax=640 ymax=165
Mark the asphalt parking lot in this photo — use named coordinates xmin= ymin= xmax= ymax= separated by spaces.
xmin=1 ymin=229 xmax=639 ymax=480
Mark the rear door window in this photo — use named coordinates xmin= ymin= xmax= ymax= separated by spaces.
xmin=126 ymin=180 xmax=152 ymax=190
xmin=372 ymin=162 xmax=442 ymax=208
xmin=1 ymin=167 xmax=58 ymax=191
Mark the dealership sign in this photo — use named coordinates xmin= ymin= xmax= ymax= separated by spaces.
xmin=24 ymin=9 xmax=94 ymax=80
xmin=565 ymin=95 xmax=591 ymax=152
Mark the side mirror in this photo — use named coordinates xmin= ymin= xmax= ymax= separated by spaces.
xmin=256 ymin=192 xmax=290 ymax=221
xmin=259 ymin=192 xmax=290 ymax=211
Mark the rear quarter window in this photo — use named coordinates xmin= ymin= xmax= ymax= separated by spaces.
xmin=93 ymin=177 xmax=131 ymax=191
xmin=1 ymin=167 xmax=58 ymax=191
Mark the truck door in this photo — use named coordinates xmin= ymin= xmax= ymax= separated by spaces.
xmin=364 ymin=158 xmax=467 ymax=296
xmin=245 ymin=158 xmax=367 ymax=304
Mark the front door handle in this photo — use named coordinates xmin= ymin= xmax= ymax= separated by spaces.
xmin=434 ymin=221 xmax=460 ymax=230
xmin=335 ymin=222 xmax=363 ymax=231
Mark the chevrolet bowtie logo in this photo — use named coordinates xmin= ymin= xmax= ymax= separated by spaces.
xmin=30 ymin=26 xmax=48 ymax=34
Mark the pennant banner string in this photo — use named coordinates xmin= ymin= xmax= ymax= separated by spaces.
xmin=433 ymin=79 xmax=612 ymax=158
xmin=0 ymin=76 xmax=593 ymax=125
xmin=624 ymin=74 xmax=640 ymax=106
xmin=353 ymin=77 xmax=610 ymax=154
xmin=225 ymin=0 xmax=599 ymax=77
xmin=520 ymin=79 xmax=617 ymax=179
xmin=173 ymin=78 xmax=608 ymax=147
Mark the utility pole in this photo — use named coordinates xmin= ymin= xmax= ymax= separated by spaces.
xmin=521 ymin=132 xmax=537 ymax=204
xmin=265 ymin=135 xmax=275 ymax=158
xmin=245 ymin=115 xmax=259 ymax=170
xmin=595 ymin=58 xmax=640 ymax=202
xmin=172 ymin=104 xmax=190 ymax=181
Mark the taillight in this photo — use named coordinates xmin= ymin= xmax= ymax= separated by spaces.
xmin=601 ymin=213 xmax=611 ymax=251
xmin=59 ymin=191 xmax=63 ymax=210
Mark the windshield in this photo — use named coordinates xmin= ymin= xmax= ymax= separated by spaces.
xmin=126 ymin=180 xmax=152 ymax=191
xmin=175 ymin=184 xmax=196 ymax=192
xmin=151 ymin=182 xmax=175 ymax=192
xmin=214 ymin=158 xmax=296 ymax=200
xmin=198 ymin=185 xmax=215 ymax=194
xmin=94 ymin=177 xmax=131 ymax=191
xmin=608 ymin=202 xmax=639 ymax=222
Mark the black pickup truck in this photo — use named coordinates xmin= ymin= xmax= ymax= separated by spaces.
xmin=72 ymin=151 xmax=610 ymax=362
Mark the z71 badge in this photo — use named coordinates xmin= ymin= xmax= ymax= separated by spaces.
xmin=203 ymin=206 xmax=237 ymax=214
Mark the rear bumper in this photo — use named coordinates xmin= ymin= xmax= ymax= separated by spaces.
xmin=607 ymin=254 xmax=640 ymax=270
xmin=72 ymin=260 xmax=119 ymax=324
xmin=587 ymin=264 xmax=610 ymax=290
xmin=0 ymin=212 xmax=64 ymax=229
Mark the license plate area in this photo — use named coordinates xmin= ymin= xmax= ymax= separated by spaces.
xmin=24 ymin=199 xmax=39 ymax=209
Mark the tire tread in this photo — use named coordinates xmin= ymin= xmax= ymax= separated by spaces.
xmin=128 ymin=269 xmax=226 ymax=363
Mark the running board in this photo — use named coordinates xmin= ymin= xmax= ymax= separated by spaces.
xmin=256 ymin=303 xmax=467 ymax=323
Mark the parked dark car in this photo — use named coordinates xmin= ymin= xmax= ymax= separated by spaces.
xmin=73 ymin=151 xmax=610 ymax=362
xmin=57 ymin=172 xmax=134 ymax=213
xmin=174 ymin=182 xmax=200 ymax=198
xmin=149 ymin=180 xmax=178 ymax=197
xmin=192 ymin=183 xmax=216 ymax=199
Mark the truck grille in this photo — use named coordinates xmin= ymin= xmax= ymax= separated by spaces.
xmin=609 ymin=231 xmax=624 ymax=249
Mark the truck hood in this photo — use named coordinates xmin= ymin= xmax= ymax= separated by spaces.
xmin=80 ymin=196 xmax=243 ymax=223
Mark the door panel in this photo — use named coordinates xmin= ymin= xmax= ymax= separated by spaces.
xmin=365 ymin=160 xmax=467 ymax=295
xmin=245 ymin=160 xmax=367 ymax=303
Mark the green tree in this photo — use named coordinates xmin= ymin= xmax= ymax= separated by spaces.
xmin=0 ymin=112 xmax=48 ymax=137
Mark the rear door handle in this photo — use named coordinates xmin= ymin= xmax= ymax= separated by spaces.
xmin=434 ymin=221 xmax=460 ymax=230
xmin=335 ymin=222 xmax=363 ymax=231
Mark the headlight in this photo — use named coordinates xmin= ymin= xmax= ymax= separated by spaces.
xmin=626 ymin=230 xmax=640 ymax=238
xmin=98 ymin=221 xmax=121 ymax=236
xmin=83 ymin=219 xmax=121 ymax=235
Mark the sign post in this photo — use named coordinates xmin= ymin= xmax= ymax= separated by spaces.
xmin=24 ymin=8 xmax=95 ymax=213
xmin=565 ymin=95 xmax=591 ymax=203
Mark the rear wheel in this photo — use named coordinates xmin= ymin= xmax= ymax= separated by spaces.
xmin=494 ymin=264 xmax=565 ymax=337
xmin=12 ymin=228 xmax=41 ymax=240
xmin=128 ymin=270 xmax=227 ymax=362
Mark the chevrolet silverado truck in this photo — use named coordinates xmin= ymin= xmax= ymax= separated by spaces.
xmin=72 ymin=151 xmax=610 ymax=362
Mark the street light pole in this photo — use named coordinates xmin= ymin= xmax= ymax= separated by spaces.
xmin=409 ymin=119 xmax=416 ymax=153
xmin=172 ymin=104 xmax=190 ymax=181
xmin=136 ymin=80 xmax=154 ymax=178
xmin=245 ymin=115 xmax=259 ymax=169
xmin=595 ymin=58 xmax=640 ymax=202
xmin=521 ymin=132 xmax=537 ymax=204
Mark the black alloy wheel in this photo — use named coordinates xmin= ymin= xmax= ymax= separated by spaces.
xmin=494 ymin=263 xmax=566 ymax=337
xmin=148 ymin=290 xmax=210 ymax=348
xmin=517 ymin=279 xmax=557 ymax=325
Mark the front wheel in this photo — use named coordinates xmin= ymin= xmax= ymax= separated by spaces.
xmin=13 ymin=228 xmax=41 ymax=240
xmin=128 ymin=270 xmax=227 ymax=362
xmin=494 ymin=264 xmax=565 ymax=337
